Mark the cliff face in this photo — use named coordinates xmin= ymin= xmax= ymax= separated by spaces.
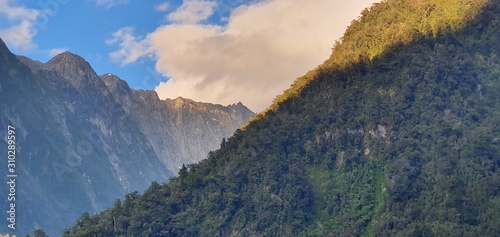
xmin=101 ymin=74 xmax=254 ymax=173
xmin=0 ymin=41 xmax=254 ymax=236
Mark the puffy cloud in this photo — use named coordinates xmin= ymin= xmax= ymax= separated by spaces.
xmin=94 ymin=0 xmax=129 ymax=9
xmin=106 ymin=27 xmax=152 ymax=65
xmin=0 ymin=0 xmax=41 ymax=50
xmin=0 ymin=21 xmax=38 ymax=50
xmin=0 ymin=0 xmax=38 ymax=21
xmin=167 ymin=0 xmax=216 ymax=24
xmin=109 ymin=0 xmax=379 ymax=112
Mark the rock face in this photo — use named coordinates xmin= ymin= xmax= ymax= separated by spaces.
xmin=100 ymin=73 xmax=254 ymax=172
xmin=0 ymin=39 xmax=254 ymax=236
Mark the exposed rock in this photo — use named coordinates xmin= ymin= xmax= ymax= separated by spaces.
xmin=0 ymin=43 xmax=254 ymax=236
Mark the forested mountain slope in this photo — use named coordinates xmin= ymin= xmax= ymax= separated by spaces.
xmin=64 ymin=0 xmax=500 ymax=236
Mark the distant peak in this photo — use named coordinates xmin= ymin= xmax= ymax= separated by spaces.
xmin=101 ymin=73 xmax=131 ymax=93
xmin=228 ymin=101 xmax=246 ymax=108
xmin=100 ymin=73 xmax=121 ymax=82
xmin=173 ymin=96 xmax=196 ymax=103
xmin=228 ymin=101 xmax=254 ymax=115
xmin=47 ymin=51 xmax=87 ymax=66
xmin=165 ymin=97 xmax=254 ymax=114
xmin=46 ymin=51 xmax=95 ymax=74
xmin=45 ymin=51 xmax=97 ymax=80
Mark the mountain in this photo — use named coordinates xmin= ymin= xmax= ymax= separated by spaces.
xmin=63 ymin=0 xmax=500 ymax=236
xmin=0 ymin=41 xmax=254 ymax=236
xmin=100 ymin=74 xmax=254 ymax=172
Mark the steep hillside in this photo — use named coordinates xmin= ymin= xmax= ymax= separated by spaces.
xmin=0 ymin=44 xmax=253 ymax=236
xmin=64 ymin=0 xmax=499 ymax=236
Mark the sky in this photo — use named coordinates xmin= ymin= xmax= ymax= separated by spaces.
xmin=1 ymin=0 xmax=380 ymax=112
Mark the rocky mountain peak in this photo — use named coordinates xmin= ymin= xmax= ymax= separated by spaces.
xmin=45 ymin=52 xmax=98 ymax=85
xmin=101 ymin=73 xmax=131 ymax=94
xmin=100 ymin=73 xmax=121 ymax=82
xmin=165 ymin=97 xmax=212 ymax=111
xmin=47 ymin=51 xmax=86 ymax=67
xmin=173 ymin=96 xmax=196 ymax=104
xmin=228 ymin=101 xmax=254 ymax=118
xmin=228 ymin=101 xmax=246 ymax=109
xmin=47 ymin=51 xmax=89 ymax=68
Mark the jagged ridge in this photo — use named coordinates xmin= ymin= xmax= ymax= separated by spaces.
xmin=0 ymin=42 xmax=254 ymax=236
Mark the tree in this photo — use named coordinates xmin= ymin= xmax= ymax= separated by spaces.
xmin=179 ymin=164 xmax=188 ymax=178
xmin=33 ymin=229 xmax=47 ymax=237
xmin=221 ymin=138 xmax=227 ymax=149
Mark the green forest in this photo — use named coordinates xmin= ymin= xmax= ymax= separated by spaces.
xmin=63 ymin=0 xmax=500 ymax=236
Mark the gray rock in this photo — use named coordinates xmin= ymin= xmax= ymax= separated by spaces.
xmin=0 ymin=37 xmax=254 ymax=236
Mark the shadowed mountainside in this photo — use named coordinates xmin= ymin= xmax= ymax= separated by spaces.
xmin=0 ymin=44 xmax=253 ymax=236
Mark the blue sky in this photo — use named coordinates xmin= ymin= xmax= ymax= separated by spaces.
xmin=1 ymin=0 xmax=184 ymax=89
xmin=1 ymin=0 xmax=379 ymax=111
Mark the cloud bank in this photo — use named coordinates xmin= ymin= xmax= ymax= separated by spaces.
xmin=108 ymin=0 xmax=379 ymax=112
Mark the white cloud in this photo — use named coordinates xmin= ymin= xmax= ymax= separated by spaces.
xmin=167 ymin=0 xmax=216 ymax=24
xmin=106 ymin=27 xmax=152 ymax=65
xmin=0 ymin=0 xmax=38 ymax=21
xmin=94 ymin=0 xmax=129 ymax=8
xmin=0 ymin=0 xmax=40 ymax=50
xmin=109 ymin=0 xmax=380 ymax=112
xmin=155 ymin=2 xmax=170 ymax=12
